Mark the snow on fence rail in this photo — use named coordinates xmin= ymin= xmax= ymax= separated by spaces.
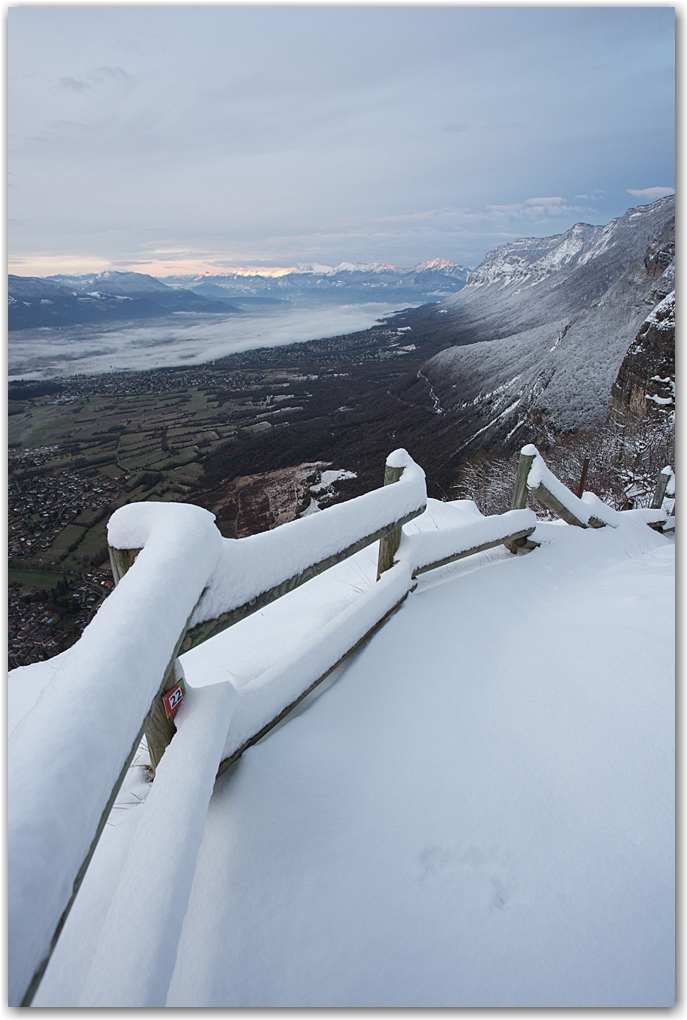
xmin=8 ymin=502 xmax=222 ymax=1007
xmin=9 ymin=448 xmax=426 ymax=1006
xmin=9 ymin=445 xmax=669 ymax=1006
xmin=511 ymin=444 xmax=669 ymax=533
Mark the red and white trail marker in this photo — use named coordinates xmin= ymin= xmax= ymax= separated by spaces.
xmin=163 ymin=683 xmax=184 ymax=720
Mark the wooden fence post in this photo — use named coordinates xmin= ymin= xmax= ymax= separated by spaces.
xmin=376 ymin=462 xmax=405 ymax=579
xmin=651 ymin=467 xmax=673 ymax=509
xmin=510 ymin=450 xmax=536 ymax=511
xmin=506 ymin=451 xmax=538 ymax=553
xmin=108 ymin=542 xmax=183 ymax=771
xmin=576 ymin=457 xmax=590 ymax=499
xmin=144 ymin=662 xmax=185 ymax=771
xmin=108 ymin=545 xmax=141 ymax=585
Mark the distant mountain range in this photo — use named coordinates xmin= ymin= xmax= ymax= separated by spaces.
xmin=164 ymin=259 xmax=469 ymax=306
xmin=8 ymin=260 xmax=469 ymax=330
xmin=418 ymin=195 xmax=675 ymax=449
xmin=8 ymin=271 xmax=233 ymax=330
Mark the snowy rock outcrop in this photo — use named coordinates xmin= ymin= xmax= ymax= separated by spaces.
xmin=419 ymin=195 xmax=674 ymax=451
xmin=607 ymin=290 xmax=675 ymax=425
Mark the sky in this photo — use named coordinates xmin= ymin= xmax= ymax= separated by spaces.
xmin=8 ymin=6 xmax=675 ymax=278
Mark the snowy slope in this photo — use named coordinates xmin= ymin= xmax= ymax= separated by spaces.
xmin=17 ymin=507 xmax=673 ymax=1008
xmin=445 ymin=196 xmax=674 ymax=332
xmin=421 ymin=196 xmax=675 ymax=446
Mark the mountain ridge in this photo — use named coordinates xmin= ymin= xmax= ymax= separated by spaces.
xmin=417 ymin=196 xmax=675 ymax=451
xmin=160 ymin=260 xmax=470 ymax=306
xmin=8 ymin=260 xmax=469 ymax=329
xmin=8 ymin=273 xmax=233 ymax=330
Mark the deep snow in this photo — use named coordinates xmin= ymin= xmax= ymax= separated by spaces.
xmin=11 ymin=503 xmax=673 ymax=1008
xmin=8 ymin=501 xmax=222 ymax=1007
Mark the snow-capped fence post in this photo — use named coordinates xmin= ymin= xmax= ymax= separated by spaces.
xmin=376 ymin=459 xmax=406 ymax=578
xmin=10 ymin=502 xmax=223 ymax=1007
xmin=516 ymin=444 xmax=603 ymax=529
xmin=510 ymin=449 xmax=536 ymax=511
xmin=651 ymin=466 xmax=673 ymax=509
xmin=505 ymin=450 xmax=538 ymax=552
xmin=108 ymin=539 xmax=182 ymax=770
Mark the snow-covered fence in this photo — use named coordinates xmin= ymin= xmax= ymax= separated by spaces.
xmin=201 ymin=471 xmax=536 ymax=775
xmin=182 ymin=449 xmax=427 ymax=650
xmin=652 ymin=466 xmax=675 ymax=510
xmin=9 ymin=502 xmax=223 ymax=1007
xmin=8 ymin=450 xmax=425 ymax=1006
xmin=213 ymin=503 xmax=538 ymax=774
xmin=511 ymin=444 xmax=669 ymax=532
xmin=11 ymin=445 xmax=601 ymax=1006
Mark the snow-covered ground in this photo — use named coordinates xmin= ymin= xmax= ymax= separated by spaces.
xmin=10 ymin=506 xmax=674 ymax=1007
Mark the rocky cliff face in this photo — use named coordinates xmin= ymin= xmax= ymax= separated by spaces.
xmin=645 ymin=233 xmax=676 ymax=280
xmin=418 ymin=196 xmax=675 ymax=453
xmin=607 ymin=290 xmax=675 ymax=425
xmin=196 ymin=462 xmax=357 ymax=538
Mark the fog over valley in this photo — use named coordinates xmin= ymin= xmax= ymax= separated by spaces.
xmin=8 ymin=302 xmax=409 ymax=381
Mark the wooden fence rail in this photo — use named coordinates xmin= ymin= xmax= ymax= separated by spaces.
xmin=510 ymin=443 xmax=671 ymax=533
xmin=9 ymin=444 xmax=670 ymax=1006
xmin=11 ymin=449 xmax=428 ymax=1006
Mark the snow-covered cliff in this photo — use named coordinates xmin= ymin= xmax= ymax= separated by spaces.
xmin=420 ymin=196 xmax=674 ymax=449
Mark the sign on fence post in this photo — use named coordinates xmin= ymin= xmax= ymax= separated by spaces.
xmin=163 ymin=680 xmax=185 ymax=720
xmin=108 ymin=540 xmax=185 ymax=771
xmin=145 ymin=661 xmax=188 ymax=770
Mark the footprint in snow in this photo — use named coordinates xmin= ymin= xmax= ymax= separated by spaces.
xmin=419 ymin=843 xmax=527 ymax=911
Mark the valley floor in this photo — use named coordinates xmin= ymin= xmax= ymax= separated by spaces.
xmin=12 ymin=513 xmax=674 ymax=1007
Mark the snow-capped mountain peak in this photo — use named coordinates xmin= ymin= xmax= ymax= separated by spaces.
xmin=410 ymin=258 xmax=460 ymax=272
xmin=421 ymin=195 xmax=674 ymax=452
xmin=464 ymin=195 xmax=674 ymax=292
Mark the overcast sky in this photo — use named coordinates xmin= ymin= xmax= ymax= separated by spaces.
xmin=8 ymin=6 xmax=674 ymax=277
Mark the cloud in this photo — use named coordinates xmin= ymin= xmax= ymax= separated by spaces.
xmin=9 ymin=6 xmax=674 ymax=277
xmin=574 ymin=190 xmax=605 ymax=202
xmin=10 ymin=192 xmax=604 ymax=277
xmin=525 ymin=196 xmax=565 ymax=206
xmin=627 ymin=186 xmax=674 ymax=199
xmin=485 ymin=196 xmax=586 ymax=219
xmin=59 ymin=77 xmax=91 ymax=93
xmin=58 ymin=66 xmax=131 ymax=92
xmin=8 ymin=253 xmax=112 ymax=275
